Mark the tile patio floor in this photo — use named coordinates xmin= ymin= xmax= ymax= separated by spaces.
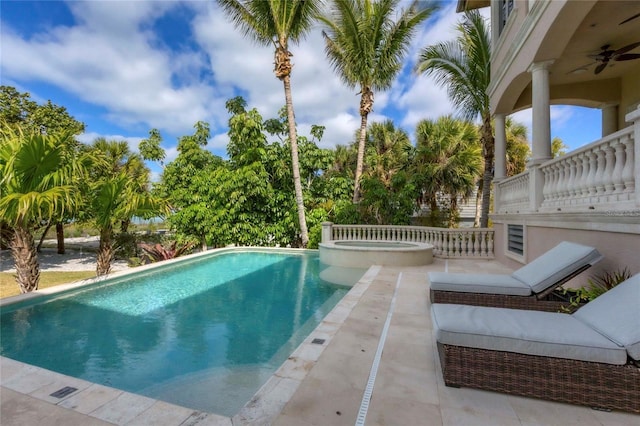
xmin=1 ymin=258 xmax=638 ymax=425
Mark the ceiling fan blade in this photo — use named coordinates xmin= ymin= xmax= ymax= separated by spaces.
xmin=614 ymin=41 xmax=640 ymax=55
xmin=619 ymin=12 xmax=640 ymax=25
xmin=568 ymin=62 xmax=596 ymax=74
xmin=615 ymin=53 xmax=640 ymax=61
xmin=594 ymin=62 xmax=608 ymax=75
xmin=587 ymin=53 xmax=606 ymax=60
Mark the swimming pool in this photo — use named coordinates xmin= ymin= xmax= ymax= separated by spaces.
xmin=0 ymin=249 xmax=354 ymax=417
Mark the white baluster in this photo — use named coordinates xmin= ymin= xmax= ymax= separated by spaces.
xmin=621 ymin=135 xmax=635 ymax=197
xmin=473 ymin=231 xmax=480 ymax=256
xmin=567 ymin=156 xmax=578 ymax=203
xmin=575 ymin=152 xmax=589 ymax=203
xmin=585 ymin=150 xmax=598 ymax=200
xmin=603 ymin=142 xmax=616 ymax=198
xmin=593 ymin=146 xmax=607 ymax=198
xmin=611 ymin=137 xmax=626 ymax=196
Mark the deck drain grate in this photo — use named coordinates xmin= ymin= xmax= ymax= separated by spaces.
xmin=50 ymin=386 xmax=77 ymax=398
xmin=311 ymin=338 xmax=325 ymax=345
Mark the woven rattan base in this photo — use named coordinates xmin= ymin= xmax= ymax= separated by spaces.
xmin=437 ymin=343 xmax=640 ymax=413
xmin=430 ymin=289 xmax=575 ymax=312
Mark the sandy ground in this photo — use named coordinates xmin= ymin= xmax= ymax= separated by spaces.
xmin=1 ymin=237 xmax=129 ymax=273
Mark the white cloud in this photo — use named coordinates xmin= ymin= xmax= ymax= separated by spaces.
xmin=1 ymin=0 xmax=480 ymax=155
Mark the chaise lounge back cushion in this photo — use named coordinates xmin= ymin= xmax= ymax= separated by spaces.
xmin=512 ymin=242 xmax=602 ymax=294
xmin=573 ymin=274 xmax=640 ymax=360
xmin=431 ymin=304 xmax=627 ymax=364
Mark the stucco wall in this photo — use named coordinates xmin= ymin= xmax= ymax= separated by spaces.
xmin=493 ymin=222 xmax=640 ymax=288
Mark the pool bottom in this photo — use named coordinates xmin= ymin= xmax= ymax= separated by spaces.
xmin=0 ymin=249 xmax=355 ymax=418
xmin=0 ymin=263 xmax=379 ymax=424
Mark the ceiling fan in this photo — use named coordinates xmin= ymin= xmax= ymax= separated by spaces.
xmin=587 ymin=42 xmax=640 ymax=74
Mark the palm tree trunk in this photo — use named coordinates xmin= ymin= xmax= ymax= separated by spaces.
xmin=11 ymin=226 xmax=40 ymax=293
xmin=480 ymin=115 xmax=495 ymax=228
xmin=474 ymin=183 xmax=481 ymax=227
xmin=97 ymin=227 xmax=114 ymax=276
xmin=353 ymin=113 xmax=369 ymax=203
xmin=56 ymin=222 xmax=65 ymax=254
xmin=282 ymin=75 xmax=309 ymax=248
xmin=36 ymin=222 xmax=52 ymax=252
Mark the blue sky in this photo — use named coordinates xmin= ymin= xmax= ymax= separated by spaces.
xmin=1 ymin=0 xmax=602 ymax=177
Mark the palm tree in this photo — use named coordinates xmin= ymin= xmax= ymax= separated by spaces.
xmin=319 ymin=0 xmax=437 ymax=202
xmin=505 ymin=117 xmax=530 ymax=176
xmin=88 ymin=172 xmax=165 ymax=275
xmin=83 ymin=139 xmax=167 ymax=275
xmin=217 ymin=0 xmax=322 ymax=247
xmin=87 ymin=138 xmax=150 ymax=232
xmin=0 ymin=127 xmax=83 ymax=292
xmin=415 ymin=10 xmax=492 ymax=227
xmin=364 ymin=120 xmax=412 ymax=188
xmin=412 ymin=116 xmax=482 ymax=227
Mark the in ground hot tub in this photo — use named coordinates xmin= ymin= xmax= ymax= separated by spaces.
xmin=319 ymin=240 xmax=433 ymax=268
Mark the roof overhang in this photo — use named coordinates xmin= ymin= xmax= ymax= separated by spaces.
xmin=456 ymin=0 xmax=490 ymax=13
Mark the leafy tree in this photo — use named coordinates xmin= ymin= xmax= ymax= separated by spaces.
xmin=218 ymin=0 xmax=323 ymax=247
xmin=0 ymin=86 xmax=85 ymax=136
xmin=416 ymin=10 xmax=493 ymax=227
xmin=0 ymin=127 xmax=84 ymax=292
xmin=319 ymin=0 xmax=436 ymax=202
xmin=412 ymin=116 xmax=482 ymax=228
xmin=139 ymin=128 xmax=166 ymax=165
xmin=357 ymin=172 xmax=416 ymax=225
xmin=157 ymin=122 xmax=222 ymax=249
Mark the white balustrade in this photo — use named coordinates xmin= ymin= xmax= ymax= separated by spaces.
xmin=538 ymin=126 xmax=635 ymax=211
xmin=495 ymin=170 xmax=532 ymax=213
xmin=322 ymin=223 xmax=494 ymax=259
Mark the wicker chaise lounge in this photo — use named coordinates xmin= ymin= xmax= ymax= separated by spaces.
xmin=429 ymin=241 xmax=603 ymax=312
xmin=431 ymin=274 xmax=640 ymax=413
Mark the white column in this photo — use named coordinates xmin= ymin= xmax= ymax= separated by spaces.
xmin=321 ymin=222 xmax=333 ymax=243
xmin=601 ymin=103 xmax=618 ymax=137
xmin=528 ymin=60 xmax=554 ymax=166
xmin=494 ymin=114 xmax=507 ymax=180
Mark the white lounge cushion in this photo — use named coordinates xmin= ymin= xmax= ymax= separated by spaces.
xmin=432 ymin=304 xmax=627 ymax=365
xmin=573 ymin=274 xmax=640 ymax=360
xmin=429 ymin=272 xmax=531 ymax=296
xmin=512 ymin=241 xmax=603 ymax=294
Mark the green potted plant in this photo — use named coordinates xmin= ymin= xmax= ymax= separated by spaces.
xmin=562 ymin=267 xmax=631 ymax=312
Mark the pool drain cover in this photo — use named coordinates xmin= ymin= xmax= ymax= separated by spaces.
xmin=311 ymin=338 xmax=325 ymax=345
xmin=50 ymin=386 xmax=77 ymax=398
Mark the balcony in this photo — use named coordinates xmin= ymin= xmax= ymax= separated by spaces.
xmin=496 ymin=107 xmax=639 ymax=222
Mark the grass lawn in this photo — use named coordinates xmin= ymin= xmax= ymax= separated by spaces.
xmin=0 ymin=271 xmax=96 ymax=299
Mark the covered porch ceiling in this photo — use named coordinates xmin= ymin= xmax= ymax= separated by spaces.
xmin=500 ymin=1 xmax=640 ymax=112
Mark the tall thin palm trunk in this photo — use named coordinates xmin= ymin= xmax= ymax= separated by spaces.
xmin=353 ymin=86 xmax=374 ymax=202
xmin=12 ymin=227 xmax=40 ymax=293
xmin=279 ymin=48 xmax=309 ymax=247
xmin=480 ymin=116 xmax=494 ymax=228
xmin=353 ymin=113 xmax=369 ymax=202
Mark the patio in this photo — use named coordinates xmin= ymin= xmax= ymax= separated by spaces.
xmin=1 ymin=258 xmax=637 ymax=425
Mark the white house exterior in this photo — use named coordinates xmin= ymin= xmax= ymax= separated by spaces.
xmin=458 ymin=0 xmax=640 ymax=281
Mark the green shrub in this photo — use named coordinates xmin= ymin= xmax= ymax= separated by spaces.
xmin=563 ymin=267 xmax=631 ymax=311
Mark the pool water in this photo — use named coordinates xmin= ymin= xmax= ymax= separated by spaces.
xmin=0 ymin=250 xmax=352 ymax=416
